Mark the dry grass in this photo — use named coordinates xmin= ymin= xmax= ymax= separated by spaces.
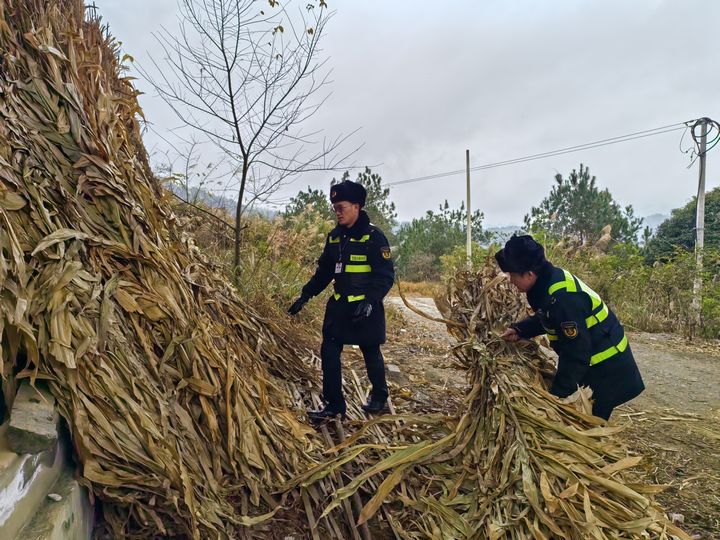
xmin=619 ymin=406 xmax=720 ymax=539
xmin=391 ymin=280 xmax=443 ymax=298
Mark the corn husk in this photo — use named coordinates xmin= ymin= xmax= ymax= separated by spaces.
xmin=0 ymin=2 xmax=325 ymax=537
xmin=291 ymin=257 xmax=691 ymax=539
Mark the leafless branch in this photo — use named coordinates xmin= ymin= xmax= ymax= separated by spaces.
xmin=140 ymin=0 xmax=355 ymax=274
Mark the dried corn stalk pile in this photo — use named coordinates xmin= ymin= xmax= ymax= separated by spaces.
xmin=0 ymin=1 xmax=324 ymax=537
xmin=293 ymin=258 xmax=689 ymax=539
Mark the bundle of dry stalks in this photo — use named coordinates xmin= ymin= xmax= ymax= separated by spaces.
xmin=0 ymin=1 xmax=328 ymax=537
xmin=0 ymin=2 xmax=696 ymax=538
xmin=292 ymin=257 xmax=690 ymax=539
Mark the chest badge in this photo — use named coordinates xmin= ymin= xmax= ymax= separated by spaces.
xmin=381 ymin=246 xmax=392 ymax=260
xmin=561 ymin=321 xmax=578 ymax=339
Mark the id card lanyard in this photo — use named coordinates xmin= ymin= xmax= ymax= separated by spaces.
xmin=335 ymin=236 xmax=349 ymax=274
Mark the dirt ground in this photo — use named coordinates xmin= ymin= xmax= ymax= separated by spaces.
xmin=619 ymin=333 xmax=720 ymax=538
xmin=373 ymin=296 xmax=720 ymax=540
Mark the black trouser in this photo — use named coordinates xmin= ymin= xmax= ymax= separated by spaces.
xmin=320 ymin=338 xmax=389 ymax=413
xmin=584 ymin=346 xmax=644 ymax=421
xmin=592 ymin=401 xmax=614 ymax=421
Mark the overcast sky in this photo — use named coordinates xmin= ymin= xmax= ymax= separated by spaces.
xmin=98 ymin=0 xmax=719 ymax=227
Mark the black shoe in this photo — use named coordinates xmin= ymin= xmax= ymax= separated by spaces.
xmin=307 ymin=407 xmax=346 ymax=422
xmin=361 ymin=399 xmax=387 ymax=414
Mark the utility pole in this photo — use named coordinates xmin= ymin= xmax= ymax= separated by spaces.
xmin=466 ymin=149 xmax=472 ymax=266
xmin=691 ymin=120 xmax=708 ymax=334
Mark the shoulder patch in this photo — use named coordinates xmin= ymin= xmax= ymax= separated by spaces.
xmin=561 ymin=321 xmax=578 ymax=339
xmin=381 ymin=246 xmax=392 ymax=260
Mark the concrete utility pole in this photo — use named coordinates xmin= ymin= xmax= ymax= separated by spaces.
xmin=691 ymin=120 xmax=708 ymax=333
xmin=466 ymin=149 xmax=472 ymax=265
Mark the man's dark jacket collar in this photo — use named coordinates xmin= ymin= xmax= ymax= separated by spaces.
xmin=526 ymin=261 xmax=556 ymax=308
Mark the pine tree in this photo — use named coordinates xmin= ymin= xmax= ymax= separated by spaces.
xmin=524 ymin=164 xmax=643 ymax=244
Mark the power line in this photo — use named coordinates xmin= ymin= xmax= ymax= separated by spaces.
xmin=389 ymin=123 xmax=688 ymax=186
xmin=387 ymin=120 xmax=694 ymax=187
xmin=470 ymin=126 xmax=685 ymax=171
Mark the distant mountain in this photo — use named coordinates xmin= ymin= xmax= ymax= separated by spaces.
xmin=485 ymin=217 xmax=671 ymax=246
xmin=642 ymin=213 xmax=668 ymax=232
xmin=487 ymin=225 xmax=523 ymax=244
xmin=166 ymin=183 xmax=278 ymax=219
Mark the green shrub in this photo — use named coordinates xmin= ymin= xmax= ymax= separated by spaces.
xmin=547 ymin=243 xmax=720 ymax=338
xmin=235 ymin=211 xmax=334 ymax=304
xmin=439 ymin=244 xmax=496 ymax=278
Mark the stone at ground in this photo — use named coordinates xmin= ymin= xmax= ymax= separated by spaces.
xmin=0 ymin=436 xmax=65 ymax=539
xmin=17 ymin=471 xmax=94 ymax=540
xmin=7 ymin=383 xmax=58 ymax=455
xmin=386 ymin=363 xmax=406 ymax=384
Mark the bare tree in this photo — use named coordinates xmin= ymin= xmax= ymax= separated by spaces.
xmin=143 ymin=0 xmax=355 ymax=273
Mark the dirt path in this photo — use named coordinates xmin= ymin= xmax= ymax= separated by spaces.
xmin=383 ymin=296 xmax=720 ymax=539
xmin=618 ymin=333 xmax=720 ymax=538
xmin=380 ymin=297 xmax=464 ymax=415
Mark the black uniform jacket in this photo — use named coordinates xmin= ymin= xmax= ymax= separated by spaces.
xmin=513 ymin=263 xmax=644 ymax=414
xmin=301 ymin=211 xmax=395 ymax=346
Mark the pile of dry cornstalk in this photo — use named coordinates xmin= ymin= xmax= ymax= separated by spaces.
xmin=0 ymin=1 xmax=329 ymax=537
xmin=292 ymin=259 xmax=690 ymax=539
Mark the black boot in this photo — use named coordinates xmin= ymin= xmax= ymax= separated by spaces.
xmin=361 ymin=397 xmax=387 ymax=414
xmin=307 ymin=406 xmax=346 ymax=422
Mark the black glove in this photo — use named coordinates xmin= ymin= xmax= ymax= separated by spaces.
xmin=352 ymin=299 xmax=373 ymax=323
xmin=288 ymin=295 xmax=309 ymax=315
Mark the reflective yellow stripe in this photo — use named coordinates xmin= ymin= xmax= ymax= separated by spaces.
xmin=329 ymin=236 xmax=340 ymax=244
xmin=577 ymin=276 xmax=602 ymax=310
xmin=548 ymin=281 xmax=564 ymax=295
xmin=333 ymin=293 xmax=366 ymax=302
xmin=565 ymin=270 xmax=577 ymax=292
xmin=350 ymin=254 xmax=367 ymax=262
xmin=345 ymin=264 xmax=372 ymax=273
xmin=549 ymin=270 xmax=606 ymax=326
xmin=545 ymin=268 xmax=621 ymax=361
xmin=590 ymin=335 xmax=628 ymax=365
xmin=585 ymin=303 xmax=609 ymax=328
xmin=548 ymin=269 xmax=577 ymax=295
xmin=349 ymin=234 xmax=370 ymax=243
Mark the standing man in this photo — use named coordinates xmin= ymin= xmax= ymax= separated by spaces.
xmin=496 ymin=234 xmax=644 ymax=420
xmin=288 ymin=180 xmax=395 ymax=421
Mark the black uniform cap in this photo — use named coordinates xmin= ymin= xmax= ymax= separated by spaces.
xmin=330 ymin=180 xmax=366 ymax=207
xmin=495 ymin=234 xmax=547 ymax=273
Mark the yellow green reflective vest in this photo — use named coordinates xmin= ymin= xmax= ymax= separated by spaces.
xmin=301 ymin=211 xmax=394 ymax=304
xmin=542 ymin=268 xmax=627 ymax=366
